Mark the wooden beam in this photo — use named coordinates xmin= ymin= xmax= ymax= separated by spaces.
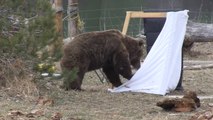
xmin=122 ymin=11 xmax=166 ymax=35
xmin=128 ymin=11 xmax=166 ymax=18
xmin=122 ymin=12 xmax=131 ymax=35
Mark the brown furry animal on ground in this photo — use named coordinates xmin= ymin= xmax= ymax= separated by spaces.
xmin=156 ymin=91 xmax=200 ymax=112
xmin=60 ymin=29 xmax=144 ymax=90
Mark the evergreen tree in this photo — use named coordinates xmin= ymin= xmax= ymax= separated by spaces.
xmin=0 ymin=0 xmax=60 ymax=59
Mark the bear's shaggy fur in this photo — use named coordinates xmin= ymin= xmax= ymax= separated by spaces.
xmin=60 ymin=29 xmax=144 ymax=90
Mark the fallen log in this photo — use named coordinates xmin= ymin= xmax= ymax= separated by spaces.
xmin=166 ymin=95 xmax=213 ymax=100
xmin=138 ymin=20 xmax=213 ymax=51
xmin=185 ymin=21 xmax=213 ymax=42
xmin=183 ymin=60 xmax=213 ymax=70
xmin=184 ymin=64 xmax=213 ymax=70
xmin=184 ymin=60 xmax=213 ymax=65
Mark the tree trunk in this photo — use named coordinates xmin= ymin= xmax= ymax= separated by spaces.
xmin=48 ymin=0 xmax=63 ymax=57
xmin=68 ymin=0 xmax=80 ymax=38
xmin=54 ymin=0 xmax=63 ymax=35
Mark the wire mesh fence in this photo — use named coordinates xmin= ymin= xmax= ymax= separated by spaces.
xmin=62 ymin=0 xmax=213 ymax=38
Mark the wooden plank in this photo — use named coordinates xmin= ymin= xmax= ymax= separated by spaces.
xmin=129 ymin=11 xmax=166 ymax=18
xmin=122 ymin=12 xmax=131 ymax=35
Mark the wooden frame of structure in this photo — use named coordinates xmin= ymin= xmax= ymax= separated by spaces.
xmin=122 ymin=11 xmax=167 ymax=35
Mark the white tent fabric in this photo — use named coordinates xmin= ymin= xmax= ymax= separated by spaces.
xmin=109 ymin=10 xmax=189 ymax=95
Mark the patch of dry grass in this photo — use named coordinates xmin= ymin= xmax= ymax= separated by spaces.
xmin=0 ymin=68 xmax=213 ymax=120
xmin=5 ymin=77 xmax=39 ymax=99
xmin=0 ymin=42 xmax=213 ymax=120
xmin=0 ymin=56 xmax=39 ymax=99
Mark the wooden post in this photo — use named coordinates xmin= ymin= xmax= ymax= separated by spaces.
xmin=122 ymin=12 xmax=131 ymax=35
xmin=54 ymin=0 xmax=63 ymax=35
xmin=49 ymin=0 xmax=63 ymax=56
xmin=68 ymin=0 xmax=80 ymax=37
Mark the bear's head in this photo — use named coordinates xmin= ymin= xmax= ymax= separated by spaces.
xmin=122 ymin=36 xmax=145 ymax=70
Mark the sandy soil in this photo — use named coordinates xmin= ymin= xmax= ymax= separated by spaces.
xmin=0 ymin=42 xmax=213 ymax=120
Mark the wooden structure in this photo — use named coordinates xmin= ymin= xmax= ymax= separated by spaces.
xmin=122 ymin=11 xmax=166 ymax=35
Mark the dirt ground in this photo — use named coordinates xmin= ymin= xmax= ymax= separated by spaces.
xmin=0 ymin=42 xmax=213 ymax=120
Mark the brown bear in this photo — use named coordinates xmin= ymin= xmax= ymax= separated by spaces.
xmin=60 ymin=29 xmax=144 ymax=90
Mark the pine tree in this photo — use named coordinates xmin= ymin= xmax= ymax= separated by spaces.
xmin=0 ymin=0 xmax=60 ymax=59
xmin=0 ymin=0 xmax=62 ymax=89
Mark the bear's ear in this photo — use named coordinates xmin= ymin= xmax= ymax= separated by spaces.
xmin=138 ymin=40 xmax=143 ymax=46
xmin=135 ymin=37 xmax=145 ymax=46
xmin=138 ymin=39 xmax=146 ymax=47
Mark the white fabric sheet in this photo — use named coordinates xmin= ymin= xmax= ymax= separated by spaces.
xmin=109 ymin=10 xmax=189 ymax=95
